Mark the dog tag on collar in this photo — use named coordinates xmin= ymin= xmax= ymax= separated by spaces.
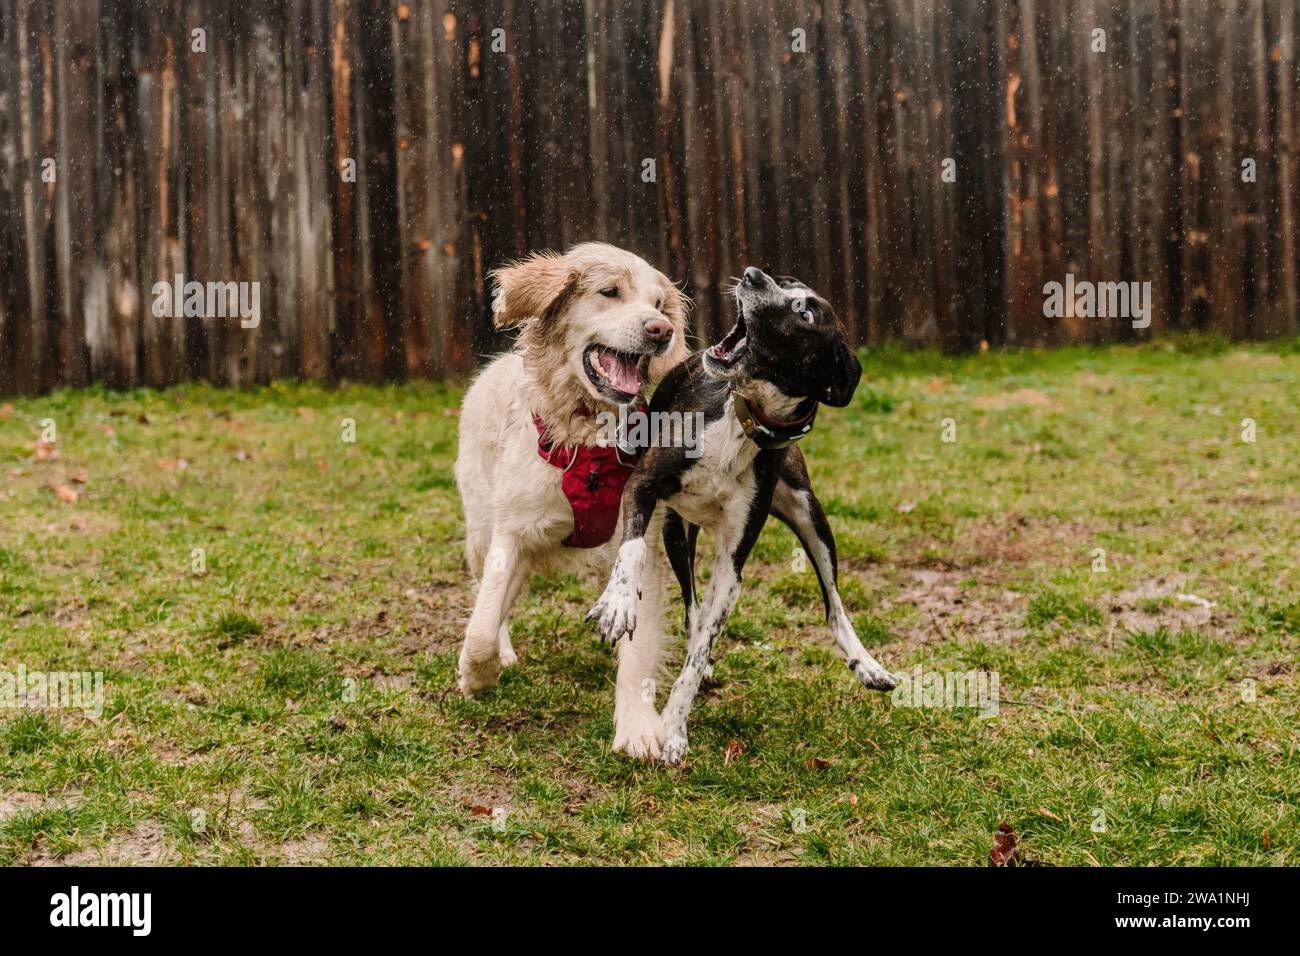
xmin=732 ymin=393 xmax=818 ymax=450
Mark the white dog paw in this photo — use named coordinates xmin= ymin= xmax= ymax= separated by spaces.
xmin=612 ymin=711 xmax=666 ymax=761
xmin=661 ymin=733 xmax=689 ymax=765
xmin=458 ymin=647 xmax=502 ymax=697
xmin=850 ymin=657 xmax=898 ymax=692
xmin=587 ymin=582 xmax=639 ymax=645
xmin=499 ymin=629 xmax=518 ymax=668
xmin=587 ymin=540 xmax=645 ymax=645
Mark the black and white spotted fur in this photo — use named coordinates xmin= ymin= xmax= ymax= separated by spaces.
xmin=588 ymin=267 xmax=897 ymax=764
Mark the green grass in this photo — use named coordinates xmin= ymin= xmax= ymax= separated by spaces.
xmin=1 ymin=338 xmax=1298 ymax=865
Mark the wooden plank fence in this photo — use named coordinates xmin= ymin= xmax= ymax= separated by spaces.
xmin=0 ymin=0 xmax=1297 ymax=394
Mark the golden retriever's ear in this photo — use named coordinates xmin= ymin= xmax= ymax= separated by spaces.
xmin=649 ymin=284 xmax=692 ymax=382
xmin=490 ymin=252 xmax=579 ymax=329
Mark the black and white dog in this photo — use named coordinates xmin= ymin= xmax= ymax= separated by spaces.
xmin=588 ymin=266 xmax=897 ymax=764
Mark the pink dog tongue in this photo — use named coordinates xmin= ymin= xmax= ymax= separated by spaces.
xmin=597 ymin=349 xmax=639 ymax=395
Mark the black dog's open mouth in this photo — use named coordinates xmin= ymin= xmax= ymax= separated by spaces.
xmin=583 ymin=345 xmax=643 ymax=400
xmin=706 ymin=312 xmax=748 ymax=367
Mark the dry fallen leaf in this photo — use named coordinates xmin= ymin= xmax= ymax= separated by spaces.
xmin=157 ymin=458 xmax=189 ymax=472
xmin=33 ymin=441 xmax=58 ymax=462
xmin=987 ymin=823 xmax=1051 ymax=866
xmin=805 ymin=757 xmax=832 ymax=771
xmin=0 ymin=403 xmax=14 ymax=420
xmin=723 ymin=738 xmax=746 ymax=765
xmin=55 ymin=484 xmax=80 ymax=503
xmin=988 ymin=823 xmax=1018 ymax=867
xmin=469 ymin=804 xmax=493 ymax=818
xmin=70 ymin=470 xmax=88 ymax=484
xmin=1037 ymin=806 xmax=1063 ymax=822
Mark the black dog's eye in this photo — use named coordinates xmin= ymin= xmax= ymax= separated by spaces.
xmin=600 ymin=287 xmax=619 ymax=298
xmin=799 ymin=308 xmax=815 ymax=323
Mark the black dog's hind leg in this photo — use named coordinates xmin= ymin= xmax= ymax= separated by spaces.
xmin=771 ymin=450 xmax=896 ymax=690
xmin=663 ymin=509 xmax=713 ymax=679
xmin=662 ymin=509 xmax=697 ymax=632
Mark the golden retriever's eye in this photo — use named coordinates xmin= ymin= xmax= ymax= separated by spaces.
xmin=655 ymin=298 xmax=664 ymax=312
xmin=599 ymin=287 xmax=619 ymax=298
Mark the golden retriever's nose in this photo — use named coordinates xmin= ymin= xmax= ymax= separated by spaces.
xmin=643 ymin=317 xmax=674 ymax=342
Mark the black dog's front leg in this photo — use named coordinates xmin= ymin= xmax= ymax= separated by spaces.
xmin=588 ymin=454 xmax=680 ymax=644
xmin=659 ymin=452 xmax=782 ymax=763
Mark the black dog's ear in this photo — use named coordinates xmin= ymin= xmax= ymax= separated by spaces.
xmin=822 ymin=343 xmax=862 ymax=407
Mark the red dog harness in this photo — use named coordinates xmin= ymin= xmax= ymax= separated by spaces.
xmin=533 ymin=411 xmax=642 ymax=549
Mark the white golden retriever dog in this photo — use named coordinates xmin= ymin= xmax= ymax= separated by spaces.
xmin=454 ymin=242 xmax=689 ymax=758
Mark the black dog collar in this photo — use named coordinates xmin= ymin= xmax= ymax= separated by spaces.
xmin=732 ymin=392 xmax=818 ymax=450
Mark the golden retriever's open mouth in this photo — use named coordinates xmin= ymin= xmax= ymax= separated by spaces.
xmin=583 ymin=344 xmax=643 ymax=401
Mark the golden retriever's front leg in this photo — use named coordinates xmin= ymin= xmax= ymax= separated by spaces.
xmin=496 ymin=565 xmax=527 ymax=668
xmin=459 ymin=534 xmax=527 ymax=696
xmin=612 ymin=525 xmax=668 ymax=760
